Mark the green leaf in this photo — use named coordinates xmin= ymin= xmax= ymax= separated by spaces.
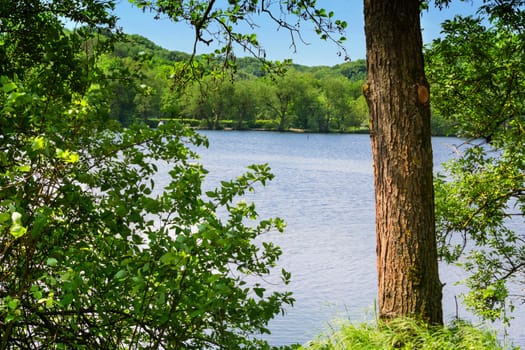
xmin=253 ymin=287 xmax=265 ymax=298
xmin=15 ymin=164 xmax=31 ymax=173
xmin=160 ymin=252 xmax=176 ymax=265
xmin=56 ymin=148 xmax=80 ymax=163
xmin=114 ymin=270 xmax=127 ymax=280
xmin=46 ymin=258 xmax=58 ymax=266
xmin=0 ymin=211 xmax=9 ymax=224
xmin=10 ymin=224 xmax=26 ymax=238
xmin=31 ymin=213 xmax=48 ymax=238
xmin=0 ymin=1 xmax=297 ymax=345
xmin=2 ymin=81 xmax=18 ymax=93
xmin=7 ymin=298 xmax=19 ymax=310
xmin=31 ymin=136 xmax=47 ymax=151
xmin=30 ymin=286 xmax=43 ymax=300
xmin=60 ymin=294 xmax=74 ymax=307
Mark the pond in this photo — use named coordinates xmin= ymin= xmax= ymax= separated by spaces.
xmin=186 ymin=130 xmax=524 ymax=347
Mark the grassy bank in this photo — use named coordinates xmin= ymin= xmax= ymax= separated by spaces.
xmin=300 ymin=318 xmax=518 ymax=350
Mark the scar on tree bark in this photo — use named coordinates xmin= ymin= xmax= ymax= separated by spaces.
xmin=416 ymin=83 xmax=430 ymax=105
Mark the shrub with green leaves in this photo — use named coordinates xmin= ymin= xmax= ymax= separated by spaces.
xmin=427 ymin=13 xmax=525 ymax=324
xmin=0 ymin=1 xmax=292 ymax=348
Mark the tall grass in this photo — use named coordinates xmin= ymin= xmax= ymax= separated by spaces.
xmin=301 ymin=318 xmax=519 ymax=350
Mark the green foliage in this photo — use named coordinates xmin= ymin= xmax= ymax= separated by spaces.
xmin=113 ymin=34 xmax=191 ymax=63
xmin=181 ymin=75 xmax=234 ymax=129
xmin=253 ymin=119 xmax=280 ymax=130
xmin=426 ymin=15 xmax=525 ymax=140
xmin=73 ymin=7 xmax=367 ymax=133
xmin=427 ymin=11 xmax=525 ymax=323
xmin=429 ymin=113 xmax=455 ymax=136
xmin=0 ymin=0 xmax=116 ymax=81
xmin=1 ymin=1 xmax=294 ymax=348
xmin=106 ymin=36 xmax=470 ymax=134
xmin=302 ymin=318 xmax=512 ymax=350
xmin=434 ymin=143 xmax=525 ymax=323
xmin=333 ymin=59 xmax=368 ymax=81
xmin=173 ymin=63 xmax=370 ymax=132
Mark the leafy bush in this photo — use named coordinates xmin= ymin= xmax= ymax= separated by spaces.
xmin=302 ymin=318 xmax=514 ymax=350
xmin=253 ymin=119 xmax=279 ymax=130
xmin=0 ymin=74 xmax=293 ymax=348
xmin=220 ymin=119 xmax=234 ymax=129
xmin=0 ymin=2 xmax=293 ymax=347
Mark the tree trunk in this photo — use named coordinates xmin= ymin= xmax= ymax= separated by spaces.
xmin=278 ymin=108 xmax=287 ymax=131
xmin=363 ymin=0 xmax=443 ymax=324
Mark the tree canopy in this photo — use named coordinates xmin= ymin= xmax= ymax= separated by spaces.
xmin=427 ymin=2 xmax=525 ymax=324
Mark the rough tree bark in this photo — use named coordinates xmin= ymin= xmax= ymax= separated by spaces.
xmin=363 ymin=0 xmax=443 ymax=324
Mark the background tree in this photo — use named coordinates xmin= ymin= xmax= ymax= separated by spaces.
xmin=427 ymin=7 xmax=525 ymax=323
xmin=132 ymin=57 xmax=169 ymax=121
xmin=159 ymin=65 xmax=184 ymax=119
xmin=348 ymin=95 xmax=369 ymax=130
xmin=291 ymin=73 xmax=324 ymax=131
xmin=319 ymin=77 xmax=352 ymax=132
xmin=261 ymin=73 xmax=302 ymax=131
xmin=231 ymin=79 xmax=260 ymax=129
xmin=183 ymin=75 xmax=235 ymax=129
xmin=338 ymin=59 xmax=368 ymax=81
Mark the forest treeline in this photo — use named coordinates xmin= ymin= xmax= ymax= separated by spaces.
xmin=104 ymin=33 xmax=454 ymax=135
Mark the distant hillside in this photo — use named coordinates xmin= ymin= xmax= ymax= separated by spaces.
xmin=101 ymin=32 xmax=453 ymax=136
xmin=113 ymin=34 xmax=192 ymax=63
xmin=113 ymin=33 xmax=367 ymax=81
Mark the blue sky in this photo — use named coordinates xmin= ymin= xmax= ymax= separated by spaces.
xmin=108 ymin=0 xmax=479 ymax=66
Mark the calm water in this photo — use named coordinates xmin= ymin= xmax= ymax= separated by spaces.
xmin=186 ymin=131 xmax=524 ymax=347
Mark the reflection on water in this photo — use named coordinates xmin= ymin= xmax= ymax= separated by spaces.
xmin=179 ymin=131 xmax=524 ymax=347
